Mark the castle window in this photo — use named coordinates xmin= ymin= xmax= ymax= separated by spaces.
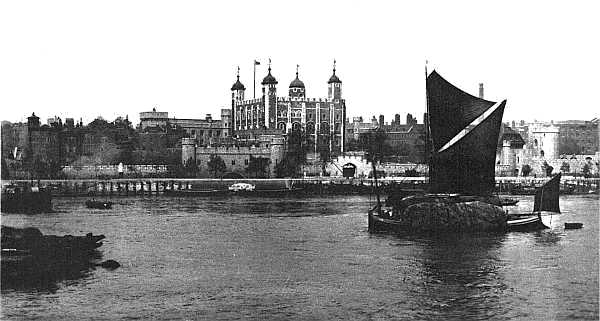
xmin=245 ymin=159 xmax=249 ymax=165
xmin=232 ymin=160 xmax=235 ymax=165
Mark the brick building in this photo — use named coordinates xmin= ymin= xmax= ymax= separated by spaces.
xmin=555 ymin=119 xmax=599 ymax=155
xmin=139 ymin=108 xmax=231 ymax=146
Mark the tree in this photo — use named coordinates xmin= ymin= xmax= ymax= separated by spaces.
xmin=560 ymin=161 xmax=570 ymax=174
xmin=360 ymin=128 xmax=389 ymax=206
xmin=31 ymin=158 xmax=48 ymax=179
xmin=183 ymin=157 xmax=198 ymax=178
xmin=542 ymin=161 xmax=554 ymax=177
xmin=521 ymin=164 xmax=532 ymax=177
xmin=582 ymin=162 xmax=592 ymax=178
xmin=318 ymin=145 xmax=331 ymax=176
xmin=207 ymin=154 xmax=226 ymax=178
xmin=359 ymin=128 xmax=390 ymax=164
xmin=1 ymin=158 xmax=9 ymax=179
xmin=247 ymin=156 xmax=270 ymax=178
xmin=404 ymin=168 xmax=419 ymax=177
xmin=346 ymin=137 xmax=360 ymax=151
xmin=275 ymin=129 xmax=309 ymax=178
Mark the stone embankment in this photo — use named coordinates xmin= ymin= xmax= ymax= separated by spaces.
xmin=2 ymin=177 xmax=598 ymax=197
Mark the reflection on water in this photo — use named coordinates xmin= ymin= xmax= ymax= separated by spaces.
xmin=1 ymin=195 xmax=598 ymax=320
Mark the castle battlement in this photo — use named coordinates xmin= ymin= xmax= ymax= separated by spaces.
xmin=196 ymin=146 xmax=272 ymax=154
xmin=275 ymin=97 xmax=335 ymax=103
xmin=240 ymin=98 xmax=263 ymax=105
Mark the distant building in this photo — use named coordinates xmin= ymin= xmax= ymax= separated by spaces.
xmin=139 ymin=108 xmax=231 ymax=146
xmin=2 ymin=113 xmax=138 ymax=178
xmin=381 ymin=114 xmax=426 ymax=163
xmin=555 ymin=119 xmax=599 ymax=155
xmin=345 ymin=113 xmax=426 ymax=163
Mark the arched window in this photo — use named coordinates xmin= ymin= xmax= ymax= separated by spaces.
xmin=277 ymin=122 xmax=286 ymax=131
xmin=292 ymin=122 xmax=302 ymax=132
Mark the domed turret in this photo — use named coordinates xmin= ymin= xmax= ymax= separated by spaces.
xmin=261 ymin=63 xmax=278 ymax=85
xmin=231 ymin=66 xmax=245 ymax=102
xmin=231 ymin=76 xmax=245 ymax=91
xmin=328 ymin=60 xmax=342 ymax=100
xmin=328 ymin=61 xmax=342 ymax=84
xmin=289 ymin=64 xmax=305 ymax=98
xmin=289 ymin=67 xmax=305 ymax=88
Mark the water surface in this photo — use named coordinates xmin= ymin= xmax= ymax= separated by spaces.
xmin=1 ymin=194 xmax=598 ymax=320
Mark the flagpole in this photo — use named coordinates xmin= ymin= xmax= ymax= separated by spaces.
xmin=253 ymin=61 xmax=256 ymax=99
xmin=425 ymin=60 xmax=431 ymax=178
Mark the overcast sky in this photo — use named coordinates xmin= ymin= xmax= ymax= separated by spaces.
xmin=1 ymin=1 xmax=598 ymax=126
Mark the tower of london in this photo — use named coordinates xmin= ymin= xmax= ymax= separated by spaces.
xmin=231 ymin=60 xmax=346 ymax=158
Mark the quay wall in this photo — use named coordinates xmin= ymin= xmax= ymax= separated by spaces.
xmin=3 ymin=177 xmax=598 ymax=197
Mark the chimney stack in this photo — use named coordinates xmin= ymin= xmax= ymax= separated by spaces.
xmin=479 ymin=83 xmax=484 ymax=99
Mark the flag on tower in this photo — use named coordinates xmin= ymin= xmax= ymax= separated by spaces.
xmin=254 ymin=60 xmax=260 ymax=65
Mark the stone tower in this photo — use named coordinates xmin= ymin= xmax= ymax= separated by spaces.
xmin=230 ymin=67 xmax=246 ymax=134
xmin=262 ymin=59 xmax=278 ymax=128
xmin=530 ymin=124 xmax=559 ymax=159
xmin=181 ymin=138 xmax=196 ymax=166
xmin=327 ymin=60 xmax=342 ymax=100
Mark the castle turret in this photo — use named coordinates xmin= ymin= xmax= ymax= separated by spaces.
xmin=530 ymin=124 xmax=559 ymax=159
xmin=327 ymin=60 xmax=342 ymax=100
xmin=501 ymin=140 xmax=515 ymax=173
xmin=27 ymin=113 xmax=40 ymax=129
xmin=181 ymin=138 xmax=197 ymax=166
xmin=262 ymin=59 xmax=278 ymax=128
xmin=289 ymin=64 xmax=305 ymax=99
xmin=231 ymin=66 xmax=246 ymax=134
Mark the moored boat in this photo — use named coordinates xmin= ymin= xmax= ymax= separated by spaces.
xmin=85 ymin=199 xmax=113 ymax=209
xmin=506 ymin=173 xmax=562 ymax=231
xmin=369 ymin=69 xmax=509 ymax=234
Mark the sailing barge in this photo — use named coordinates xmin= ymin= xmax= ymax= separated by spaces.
xmin=369 ymin=69 xmax=548 ymax=234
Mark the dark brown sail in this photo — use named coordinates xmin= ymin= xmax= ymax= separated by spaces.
xmin=427 ymin=71 xmax=506 ymax=196
xmin=427 ymin=71 xmax=497 ymax=151
xmin=533 ymin=173 xmax=561 ymax=213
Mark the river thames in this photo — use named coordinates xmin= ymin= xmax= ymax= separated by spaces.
xmin=1 ymin=194 xmax=598 ymax=320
